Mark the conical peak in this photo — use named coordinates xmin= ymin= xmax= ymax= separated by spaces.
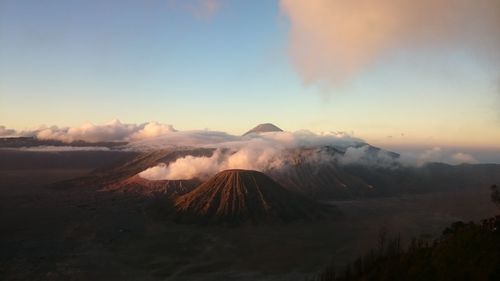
xmin=174 ymin=169 xmax=326 ymax=225
xmin=242 ymin=123 xmax=283 ymax=136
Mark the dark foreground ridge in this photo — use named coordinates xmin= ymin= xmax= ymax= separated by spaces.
xmin=309 ymin=186 xmax=500 ymax=281
xmin=174 ymin=169 xmax=328 ymax=225
xmin=311 ymin=216 xmax=500 ymax=281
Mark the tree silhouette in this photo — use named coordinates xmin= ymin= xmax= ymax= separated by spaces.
xmin=491 ymin=184 xmax=500 ymax=209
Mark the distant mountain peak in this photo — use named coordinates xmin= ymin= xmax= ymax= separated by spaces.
xmin=243 ymin=123 xmax=283 ymax=136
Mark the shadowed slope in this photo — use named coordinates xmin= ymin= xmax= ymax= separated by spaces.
xmin=51 ymin=147 xmax=214 ymax=190
xmin=102 ymin=175 xmax=200 ymax=198
xmin=268 ymin=147 xmax=374 ymax=199
xmin=174 ymin=169 xmax=328 ymax=225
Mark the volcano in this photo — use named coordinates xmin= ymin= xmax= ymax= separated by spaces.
xmin=174 ymin=169 xmax=327 ymax=225
xmin=242 ymin=123 xmax=283 ymax=136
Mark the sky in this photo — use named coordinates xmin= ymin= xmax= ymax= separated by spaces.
xmin=1 ymin=0 xmax=499 ymax=159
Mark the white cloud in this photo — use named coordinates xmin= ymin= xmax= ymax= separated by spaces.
xmin=417 ymin=147 xmax=444 ymax=166
xmin=451 ymin=152 xmax=477 ymax=164
xmin=138 ymin=144 xmax=287 ymax=181
xmin=139 ymin=151 xmax=223 ymax=180
xmin=2 ymin=120 xmax=485 ymax=176
xmin=129 ymin=129 xmax=239 ymax=150
xmin=401 ymin=147 xmax=479 ymax=166
xmin=280 ymin=0 xmax=500 ymax=86
xmin=129 ymin=121 xmax=176 ymax=140
xmin=136 ymin=130 xmax=389 ymax=181
xmin=0 ymin=126 xmax=16 ymax=137
xmin=0 ymin=120 xmax=176 ymax=143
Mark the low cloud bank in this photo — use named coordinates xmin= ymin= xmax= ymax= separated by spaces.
xmin=0 ymin=126 xmax=17 ymax=137
xmin=400 ymin=147 xmax=478 ymax=166
xmin=0 ymin=120 xmax=176 ymax=143
xmin=129 ymin=129 xmax=361 ymax=150
xmin=14 ymin=146 xmax=111 ymax=152
xmin=1 ymin=121 xmax=485 ymax=175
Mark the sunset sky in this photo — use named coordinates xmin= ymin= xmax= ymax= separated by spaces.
xmin=1 ymin=0 xmax=499 ymax=154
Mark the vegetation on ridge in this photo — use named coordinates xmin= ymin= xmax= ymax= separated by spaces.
xmin=310 ymin=185 xmax=500 ymax=281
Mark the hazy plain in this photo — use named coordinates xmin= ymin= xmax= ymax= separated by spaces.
xmin=0 ymin=150 xmax=497 ymax=281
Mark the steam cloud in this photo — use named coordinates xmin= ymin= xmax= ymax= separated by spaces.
xmin=137 ymin=135 xmax=481 ymax=180
xmin=138 ymin=138 xmax=295 ymax=180
xmin=136 ymin=131 xmax=394 ymax=180
xmin=280 ymin=0 xmax=500 ymax=85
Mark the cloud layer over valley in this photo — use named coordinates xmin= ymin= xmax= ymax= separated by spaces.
xmin=0 ymin=120 xmax=176 ymax=143
xmin=0 ymin=120 xmax=490 ymax=174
